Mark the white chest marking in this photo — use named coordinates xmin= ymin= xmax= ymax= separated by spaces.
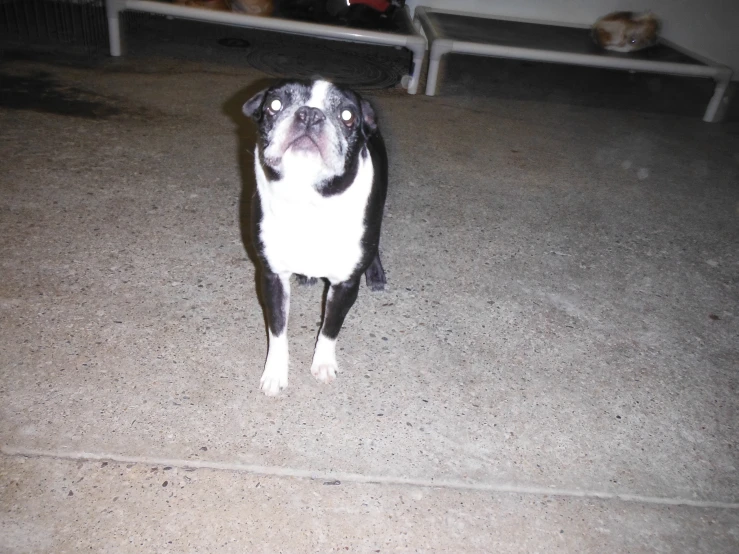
xmin=256 ymin=147 xmax=374 ymax=284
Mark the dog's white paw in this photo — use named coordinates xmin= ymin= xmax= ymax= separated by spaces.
xmin=260 ymin=366 xmax=288 ymax=396
xmin=311 ymin=335 xmax=338 ymax=384
xmin=260 ymin=334 xmax=288 ymax=396
xmin=311 ymin=362 xmax=337 ymax=383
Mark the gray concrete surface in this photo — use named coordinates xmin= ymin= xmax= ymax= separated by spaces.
xmin=1 ymin=53 xmax=738 ymax=552
xmin=3 ymin=456 xmax=737 ymax=553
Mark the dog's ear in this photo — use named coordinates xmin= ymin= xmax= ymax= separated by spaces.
xmin=360 ymin=98 xmax=378 ymax=136
xmin=242 ymin=89 xmax=267 ymax=120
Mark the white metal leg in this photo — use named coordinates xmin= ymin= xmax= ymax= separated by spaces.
xmin=703 ymin=78 xmax=732 ymax=123
xmin=407 ymin=51 xmax=424 ymax=94
xmin=425 ymin=57 xmax=440 ymax=96
xmin=425 ymin=40 xmax=452 ymax=96
xmin=108 ymin=16 xmax=122 ymax=56
xmin=106 ymin=0 xmax=124 ymax=57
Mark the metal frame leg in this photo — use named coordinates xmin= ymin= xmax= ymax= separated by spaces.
xmin=425 ymin=48 xmax=442 ymax=96
xmin=406 ymin=49 xmax=425 ymax=95
xmin=425 ymin=40 xmax=452 ymax=96
xmin=703 ymin=77 xmax=733 ymax=123
xmin=106 ymin=0 xmax=125 ymax=57
xmin=425 ymin=56 xmax=440 ymax=96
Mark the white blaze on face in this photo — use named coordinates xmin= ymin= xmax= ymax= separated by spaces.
xmin=306 ymin=80 xmax=332 ymax=111
xmin=288 ymin=80 xmax=345 ymax=179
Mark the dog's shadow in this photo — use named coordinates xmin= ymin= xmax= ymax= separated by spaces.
xmin=222 ymin=78 xmax=273 ymax=267
xmin=222 ymin=78 xmax=274 ymax=325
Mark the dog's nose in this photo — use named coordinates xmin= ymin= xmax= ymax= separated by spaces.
xmin=295 ymin=106 xmax=325 ymax=127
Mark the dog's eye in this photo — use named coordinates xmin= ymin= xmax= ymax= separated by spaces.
xmin=340 ymin=109 xmax=355 ymax=126
xmin=266 ymin=98 xmax=282 ymax=115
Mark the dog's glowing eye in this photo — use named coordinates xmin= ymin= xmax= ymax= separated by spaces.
xmin=269 ymin=99 xmax=282 ymax=113
xmin=341 ymin=109 xmax=355 ymax=125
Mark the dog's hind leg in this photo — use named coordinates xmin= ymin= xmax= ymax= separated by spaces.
xmin=311 ymin=278 xmax=360 ymax=383
xmin=364 ymin=251 xmax=386 ymax=291
xmin=260 ymin=271 xmax=291 ymax=396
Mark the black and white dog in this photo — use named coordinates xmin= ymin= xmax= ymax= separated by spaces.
xmin=242 ymin=79 xmax=388 ymax=396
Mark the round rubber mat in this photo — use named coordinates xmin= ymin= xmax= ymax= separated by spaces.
xmin=244 ymin=38 xmax=409 ymax=89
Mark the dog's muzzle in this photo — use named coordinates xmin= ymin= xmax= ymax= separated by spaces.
xmin=287 ymin=107 xmax=330 ymax=153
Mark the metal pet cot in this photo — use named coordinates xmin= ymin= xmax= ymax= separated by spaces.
xmin=104 ymin=0 xmax=426 ymax=94
xmin=414 ymin=6 xmax=733 ymax=122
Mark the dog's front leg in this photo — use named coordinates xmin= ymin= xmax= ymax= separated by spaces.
xmin=311 ymin=279 xmax=360 ymax=383
xmin=260 ymin=271 xmax=291 ymax=396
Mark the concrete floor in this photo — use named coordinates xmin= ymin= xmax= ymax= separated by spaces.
xmin=1 ymin=50 xmax=738 ymax=552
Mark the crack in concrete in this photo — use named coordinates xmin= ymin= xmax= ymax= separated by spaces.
xmin=3 ymin=445 xmax=738 ymax=510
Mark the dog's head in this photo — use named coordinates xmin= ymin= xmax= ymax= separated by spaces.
xmin=243 ymin=80 xmax=377 ymax=185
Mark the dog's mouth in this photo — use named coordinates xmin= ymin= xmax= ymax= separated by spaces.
xmin=263 ymin=124 xmax=344 ymax=175
xmin=288 ymin=134 xmax=320 ymax=152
